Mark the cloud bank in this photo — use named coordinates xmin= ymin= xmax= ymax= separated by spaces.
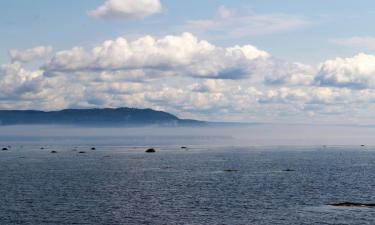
xmin=2 ymin=33 xmax=375 ymax=123
xmin=44 ymin=33 xmax=270 ymax=79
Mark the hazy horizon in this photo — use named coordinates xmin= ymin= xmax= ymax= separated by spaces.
xmin=2 ymin=124 xmax=375 ymax=146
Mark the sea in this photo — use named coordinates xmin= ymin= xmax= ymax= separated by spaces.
xmin=0 ymin=125 xmax=374 ymax=225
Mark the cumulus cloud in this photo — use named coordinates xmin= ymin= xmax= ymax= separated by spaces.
xmin=9 ymin=46 xmax=52 ymax=63
xmin=259 ymin=88 xmax=308 ymax=104
xmin=88 ymin=0 xmax=162 ymax=20
xmin=334 ymin=37 xmax=375 ymax=50
xmin=44 ymin=33 xmax=270 ymax=79
xmin=179 ymin=6 xmax=309 ymax=38
xmin=315 ymin=53 xmax=375 ymax=89
xmin=264 ymin=62 xmax=316 ymax=86
xmin=0 ymin=63 xmax=44 ymax=99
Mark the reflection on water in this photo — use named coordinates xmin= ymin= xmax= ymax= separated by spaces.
xmin=0 ymin=145 xmax=374 ymax=224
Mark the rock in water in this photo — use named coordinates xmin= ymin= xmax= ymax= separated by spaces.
xmin=146 ymin=148 xmax=156 ymax=153
xmin=330 ymin=202 xmax=375 ymax=208
xmin=91 ymin=147 xmax=96 ymax=150
xmin=50 ymin=151 xmax=57 ymax=154
xmin=2 ymin=147 xmax=8 ymax=151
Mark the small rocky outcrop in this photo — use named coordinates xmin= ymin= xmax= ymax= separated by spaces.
xmin=91 ymin=147 xmax=96 ymax=150
xmin=2 ymin=147 xmax=8 ymax=151
xmin=330 ymin=202 xmax=375 ymax=208
xmin=50 ymin=150 xmax=57 ymax=154
xmin=146 ymin=148 xmax=156 ymax=153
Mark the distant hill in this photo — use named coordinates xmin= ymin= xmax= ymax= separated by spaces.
xmin=0 ymin=108 xmax=205 ymax=126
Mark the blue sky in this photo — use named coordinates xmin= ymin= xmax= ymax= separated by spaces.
xmin=2 ymin=0 xmax=375 ymax=63
xmin=1 ymin=0 xmax=375 ymax=123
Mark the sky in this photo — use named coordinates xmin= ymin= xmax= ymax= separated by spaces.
xmin=1 ymin=0 xmax=375 ymax=124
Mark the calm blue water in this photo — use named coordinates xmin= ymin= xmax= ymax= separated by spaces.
xmin=0 ymin=145 xmax=374 ymax=224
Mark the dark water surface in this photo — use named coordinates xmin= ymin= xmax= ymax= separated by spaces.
xmin=0 ymin=145 xmax=374 ymax=224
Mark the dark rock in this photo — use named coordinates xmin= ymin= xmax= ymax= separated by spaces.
xmin=91 ymin=147 xmax=96 ymax=150
xmin=2 ymin=147 xmax=8 ymax=151
xmin=223 ymin=169 xmax=238 ymax=172
xmin=78 ymin=151 xmax=86 ymax=154
xmin=330 ymin=202 xmax=375 ymax=208
xmin=40 ymin=147 xmax=45 ymax=150
xmin=50 ymin=150 xmax=57 ymax=154
xmin=161 ymin=166 xmax=172 ymax=169
xmin=181 ymin=146 xmax=188 ymax=149
xmin=146 ymin=148 xmax=156 ymax=153
xmin=283 ymin=169 xmax=295 ymax=172
xmin=361 ymin=145 xmax=365 ymax=147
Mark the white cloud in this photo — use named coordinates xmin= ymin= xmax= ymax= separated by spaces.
xmin=315 ymin=53 xmax=375 ymax=89
xmin=179 ymin=6 xmax=309 ymax=38
xmin=0 ymin=63 xmax=43 ymax=97
xmin=44 ymin=33 xmax=270 ymax=79
xmin=88 ymin=0 xmax=162 ymax=20
xmin=9 ymin=46 xmax=52 ymax=63
xmin=264 ymin=62 xmax=316 ymax=86
xmin=334 ymin=36 xmax=375 ymax=50
xmin=259 ymin=87 xmax=308 ymax=104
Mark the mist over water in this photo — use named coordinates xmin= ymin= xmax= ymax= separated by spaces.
xmin=1 ymin=124 xmax=375 ymax=146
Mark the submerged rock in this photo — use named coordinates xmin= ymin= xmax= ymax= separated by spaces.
xmin=283 ymin=169 xmax=295 ymax=172
xmin=50 ymin=150 xmax=57 ymax=154
xmin=91 ymin=147 xmax=96 ymax=150
xmin=223 ymin=169 xmax=238 ymax=172
xmin=2 ymin=147 xmax=8 ymax=151
xmin=330 ymin=202 xmax=375 ymax=208
xmin=181 ymin=146 xmax=188 ymax=149
xmin=78 ymin=151 xmax=86 ymax=154
xmin=40 ymin=147 xmax=45 ymax=150
xmin=146 ymin=148 xmax=156 ymax=153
